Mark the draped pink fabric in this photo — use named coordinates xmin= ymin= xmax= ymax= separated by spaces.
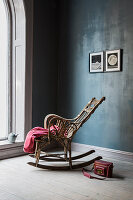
xmin=23 ymin=125 xmax=67 ymax=153
xmin=23 ymin=127 xmax=48 ymax=153
xmin=23 ymin=126 xmax=60 ymax=153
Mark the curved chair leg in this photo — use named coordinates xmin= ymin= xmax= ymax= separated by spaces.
xmin=28 ymin=156 xmax=102 ymax=170
xmin=35 ymin=141 xmax=41 ymax=167
xmin=64 ymin=146 xmax=68 ymax=160
xmin=68 ymin=142 xmax=72 ymax=169
xmin=36 ymin=149 xmax=41 ymax=167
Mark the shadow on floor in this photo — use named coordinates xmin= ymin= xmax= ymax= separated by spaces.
xmin=112 ymin=173 xmax=125 ymax=180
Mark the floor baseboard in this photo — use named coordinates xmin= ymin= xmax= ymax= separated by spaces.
xmin=72 ymin=142 xmax=133 ymax=163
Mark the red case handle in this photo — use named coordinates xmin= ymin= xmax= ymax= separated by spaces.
xmin=82 ymin=168 xmax=106 ymax=180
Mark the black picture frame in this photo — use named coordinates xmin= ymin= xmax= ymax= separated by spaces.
xmin=105 ymin=49 xmax=121 ymax=72
xmin=89 ymin=51 xmax=104 ymax=73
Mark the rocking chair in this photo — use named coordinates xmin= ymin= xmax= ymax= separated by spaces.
xmin=28 ymin=97 xmax=105 ymax=170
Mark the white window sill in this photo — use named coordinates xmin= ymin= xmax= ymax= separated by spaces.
xmin=0 ymin=140 xmax=26 ymax=160
xmin=0 ymin=140 xmax=24 ymax=148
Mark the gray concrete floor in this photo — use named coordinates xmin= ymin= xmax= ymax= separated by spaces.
xmin=0 ymin=152 xmax=133 ymax=200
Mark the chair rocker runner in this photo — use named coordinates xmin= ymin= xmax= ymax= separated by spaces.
xmin=28 ymin=97 xmax=105 ymax=170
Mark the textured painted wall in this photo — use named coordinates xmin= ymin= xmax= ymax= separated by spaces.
xmin=32 ymin=0 xmax=58 ymax=127
xmin=58 ymin=0 xmax=133 ymax=152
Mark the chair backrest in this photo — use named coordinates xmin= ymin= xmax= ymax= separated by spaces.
xmin=66 ymin=97 xmax=105 ymax=138
xmin=46 ymin=97 xmax=105 ymax=140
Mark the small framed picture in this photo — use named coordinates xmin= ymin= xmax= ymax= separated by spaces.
xmin=89 ymin=52 xmax=103 ymax=73
xmin=106 ymin=49 xmax=121 ymax=72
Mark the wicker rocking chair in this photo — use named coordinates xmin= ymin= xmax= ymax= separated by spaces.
xmin=28 ymin=97 xmax=105 ymax=170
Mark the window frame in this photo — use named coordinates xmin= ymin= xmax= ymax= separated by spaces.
xmin=0 ymin=0 xmax=10 ymax=141
xmin=0 ymin=0 xmax=33 ymax=159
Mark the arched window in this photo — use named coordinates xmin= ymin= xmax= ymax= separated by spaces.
xmin=10 ymin=0 xmax=26 ymax=142
xmin=0 ymin=0 xmax=33 ymax=159
xmin=0 ymin=0 xmax=26 ymax=142
xmin=0 ymin=0 xmax=9 ymax=140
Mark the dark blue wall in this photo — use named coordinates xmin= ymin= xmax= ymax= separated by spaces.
xmin=32 ymin=0 xmax=59 ymax=127
xmin=33 ymin=0 xmax=133 ymax=152
xmin=58 ymin=0 xmax=133 ymax=152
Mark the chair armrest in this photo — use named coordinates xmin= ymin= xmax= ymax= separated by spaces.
xmin=44 ymin=114 xmax=76 ymax=129
xmin=47 ymin=116 xmax=77 ymax=139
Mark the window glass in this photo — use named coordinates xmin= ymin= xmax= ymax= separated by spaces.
xmin=0 ymin=0 xmax=8 ymax=140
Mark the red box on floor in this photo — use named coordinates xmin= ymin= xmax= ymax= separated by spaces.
xmin=94 ymin=160 xmax=113 ymax=178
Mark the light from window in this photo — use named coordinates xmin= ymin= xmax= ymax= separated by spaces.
xmin=0 ymin=0 xmax=8 ymax=140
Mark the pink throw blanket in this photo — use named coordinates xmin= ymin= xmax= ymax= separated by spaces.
xmin=24 ymin=125 xmax=67 ymax=154
xmin=23 ymin=127 xmax=48 ymax=153
xmin=23 ymin=125 xmax=61 ymax=153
